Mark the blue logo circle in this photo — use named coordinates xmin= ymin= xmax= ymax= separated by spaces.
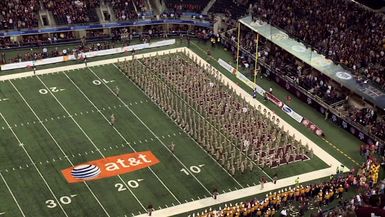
xmin=71 ymin=164 xmax=101 ymax=180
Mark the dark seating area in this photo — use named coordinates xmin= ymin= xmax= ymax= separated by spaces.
xmin=0 ymin=0 xmax=40 ymax=30
xmin=210 ymin=0 xmax=252 ymax=19
xmin=107 ymin=0 xmax=144 ymax=21
xmin=164 ymin=0 xmax=209 ymax=13
xmin=42 ymin=0 xmax=100 ymax=25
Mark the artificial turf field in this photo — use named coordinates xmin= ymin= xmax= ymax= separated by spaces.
xmin=0 ymin=44 xmax=364 ymax=217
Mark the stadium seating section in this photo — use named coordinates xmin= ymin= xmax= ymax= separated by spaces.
xmin=210 ymin=0 xmax=252 ymax=19
xmin=0 ymin=0 xmax=40 ymax=30
xmin=252 ymin=0 xmax=385 ymax=90
xmin=164 ymin=0 xmax=209 ymax=13
xmin=42 ymin=0 xmax=100 ymax=25
xmin=108 ymin=0 xmax=145 ymax=21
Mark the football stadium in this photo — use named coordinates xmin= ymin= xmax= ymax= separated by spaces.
xmin=0 ymin=0 xmax=384 ymax=216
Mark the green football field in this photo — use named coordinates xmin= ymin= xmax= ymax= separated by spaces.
xmin=0 ymin=46 xmax=358 ymax=217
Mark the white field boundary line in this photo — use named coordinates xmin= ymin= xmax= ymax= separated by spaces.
xmin=0 ymin=172 xmax=26 ymax=217
xmin=134 ymin=167 xmax=335 ymax=217
xmin=9 ymin=80 xmax=111 ymax=217
xmin=62 ymin=71 xmax=182 ymax=205
xmin=0 ymin=48 xmax=186 ymax=82
xmin=33 ymin=75 xmax=148 ymax=212
xmin=1 ymin=47 xmax=348 ymax=215
xmin=0 ymin=113 xmax=69 ymax=217
xmin=86 ymin=66 xmax=213 ymax=196
xmin=112 ymin=63 xmax=244 ymax=189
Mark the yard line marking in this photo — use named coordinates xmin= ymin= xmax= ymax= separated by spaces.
xmin=0 ymin=113 xmax=69 ymax=217
xmin=64 ymin=71 xmax=182 ymax=205
xmin=111 ymin=64 xmax=212 ymax=195
xmin=9 ymin=81 xmax=111 ymax=217
xmin=112 ymin=64 xmax=244 ymax=189
xmin=0 ymin=172 xmax=26 ymax=217
xmin=36 ymin=74 xmax=147 ymax=212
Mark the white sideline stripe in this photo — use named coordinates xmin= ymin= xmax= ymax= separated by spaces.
xmin=9 ymin=81 xmax=111 ymax=217
xmin=0 ymin=48 xmax=186 ymax=82
xmin=0 ymin=113 xmax=69 ymax=217
xmin=112 ymin=64 xmax=243 ymax=188
xmin=62 ymin=71 xmax=182 ymax=205
xmin=87 ymin=66 xmax=212 ymax=195
xmin=134 ymin=167 xmax=335 ymax=217
xmin=0 ymin=172 xmax=26 ymax=217
xmin=34 ymin=76 xmax=147 ymax=212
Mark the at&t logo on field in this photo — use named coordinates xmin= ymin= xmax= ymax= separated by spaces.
xmin=62 ymin=151 xmax=160 ymax=183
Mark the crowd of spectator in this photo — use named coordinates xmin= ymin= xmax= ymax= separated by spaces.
xmin=0 ymin=32 xmax=77 ymax=50
xmin=198 ymin=156 xmax=383 ymax=217
xmin=223 ymin=29 xmax=347 ymax=106
xmin=210 ymin=0 xmax=251 ymax=19
xmin=0 ymin=40 xmax=115 ymax=65
xmin=0 ymin=0 xmax=40 ymax=30
xmin=219 ymin=4 xmax=385 ymax=143
xmin=251 ymin=0 xmax=385 ymax=91
xmin=108 ymin=0 xmax=145 ymax=21
xmin=42 ymin=0 xmax=100 ymax=25
xmin=164 ymin=0 xmax=208 ymax=13
xmin=350 ymin=107 xmax=385 ymax=142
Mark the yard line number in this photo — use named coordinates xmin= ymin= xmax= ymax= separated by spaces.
xmin=46 ymin=195 xmax=77 ymax=208
xmin=180 ymin=164 xmax=205 ymax=175
xmin=115 ymin=179 xmax=143 ymax=192
xmin=92 ymin=79 xmax=115 ymax=86
xmin=39 ymin=87 xmax=65 ymax=95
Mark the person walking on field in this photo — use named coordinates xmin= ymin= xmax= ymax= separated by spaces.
xmin=114 ymin=85 xmax=120 ymax=97
xmin=110 ymin=114 xmax=116 ymax=126
xmin=169 ymin=142 xmax=175 ymax=153
xmin=295 ymin=177 xmax=300 ymax=187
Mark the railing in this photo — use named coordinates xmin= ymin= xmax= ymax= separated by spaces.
xmin=220 ymin=35 xmax=385 ymax=145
